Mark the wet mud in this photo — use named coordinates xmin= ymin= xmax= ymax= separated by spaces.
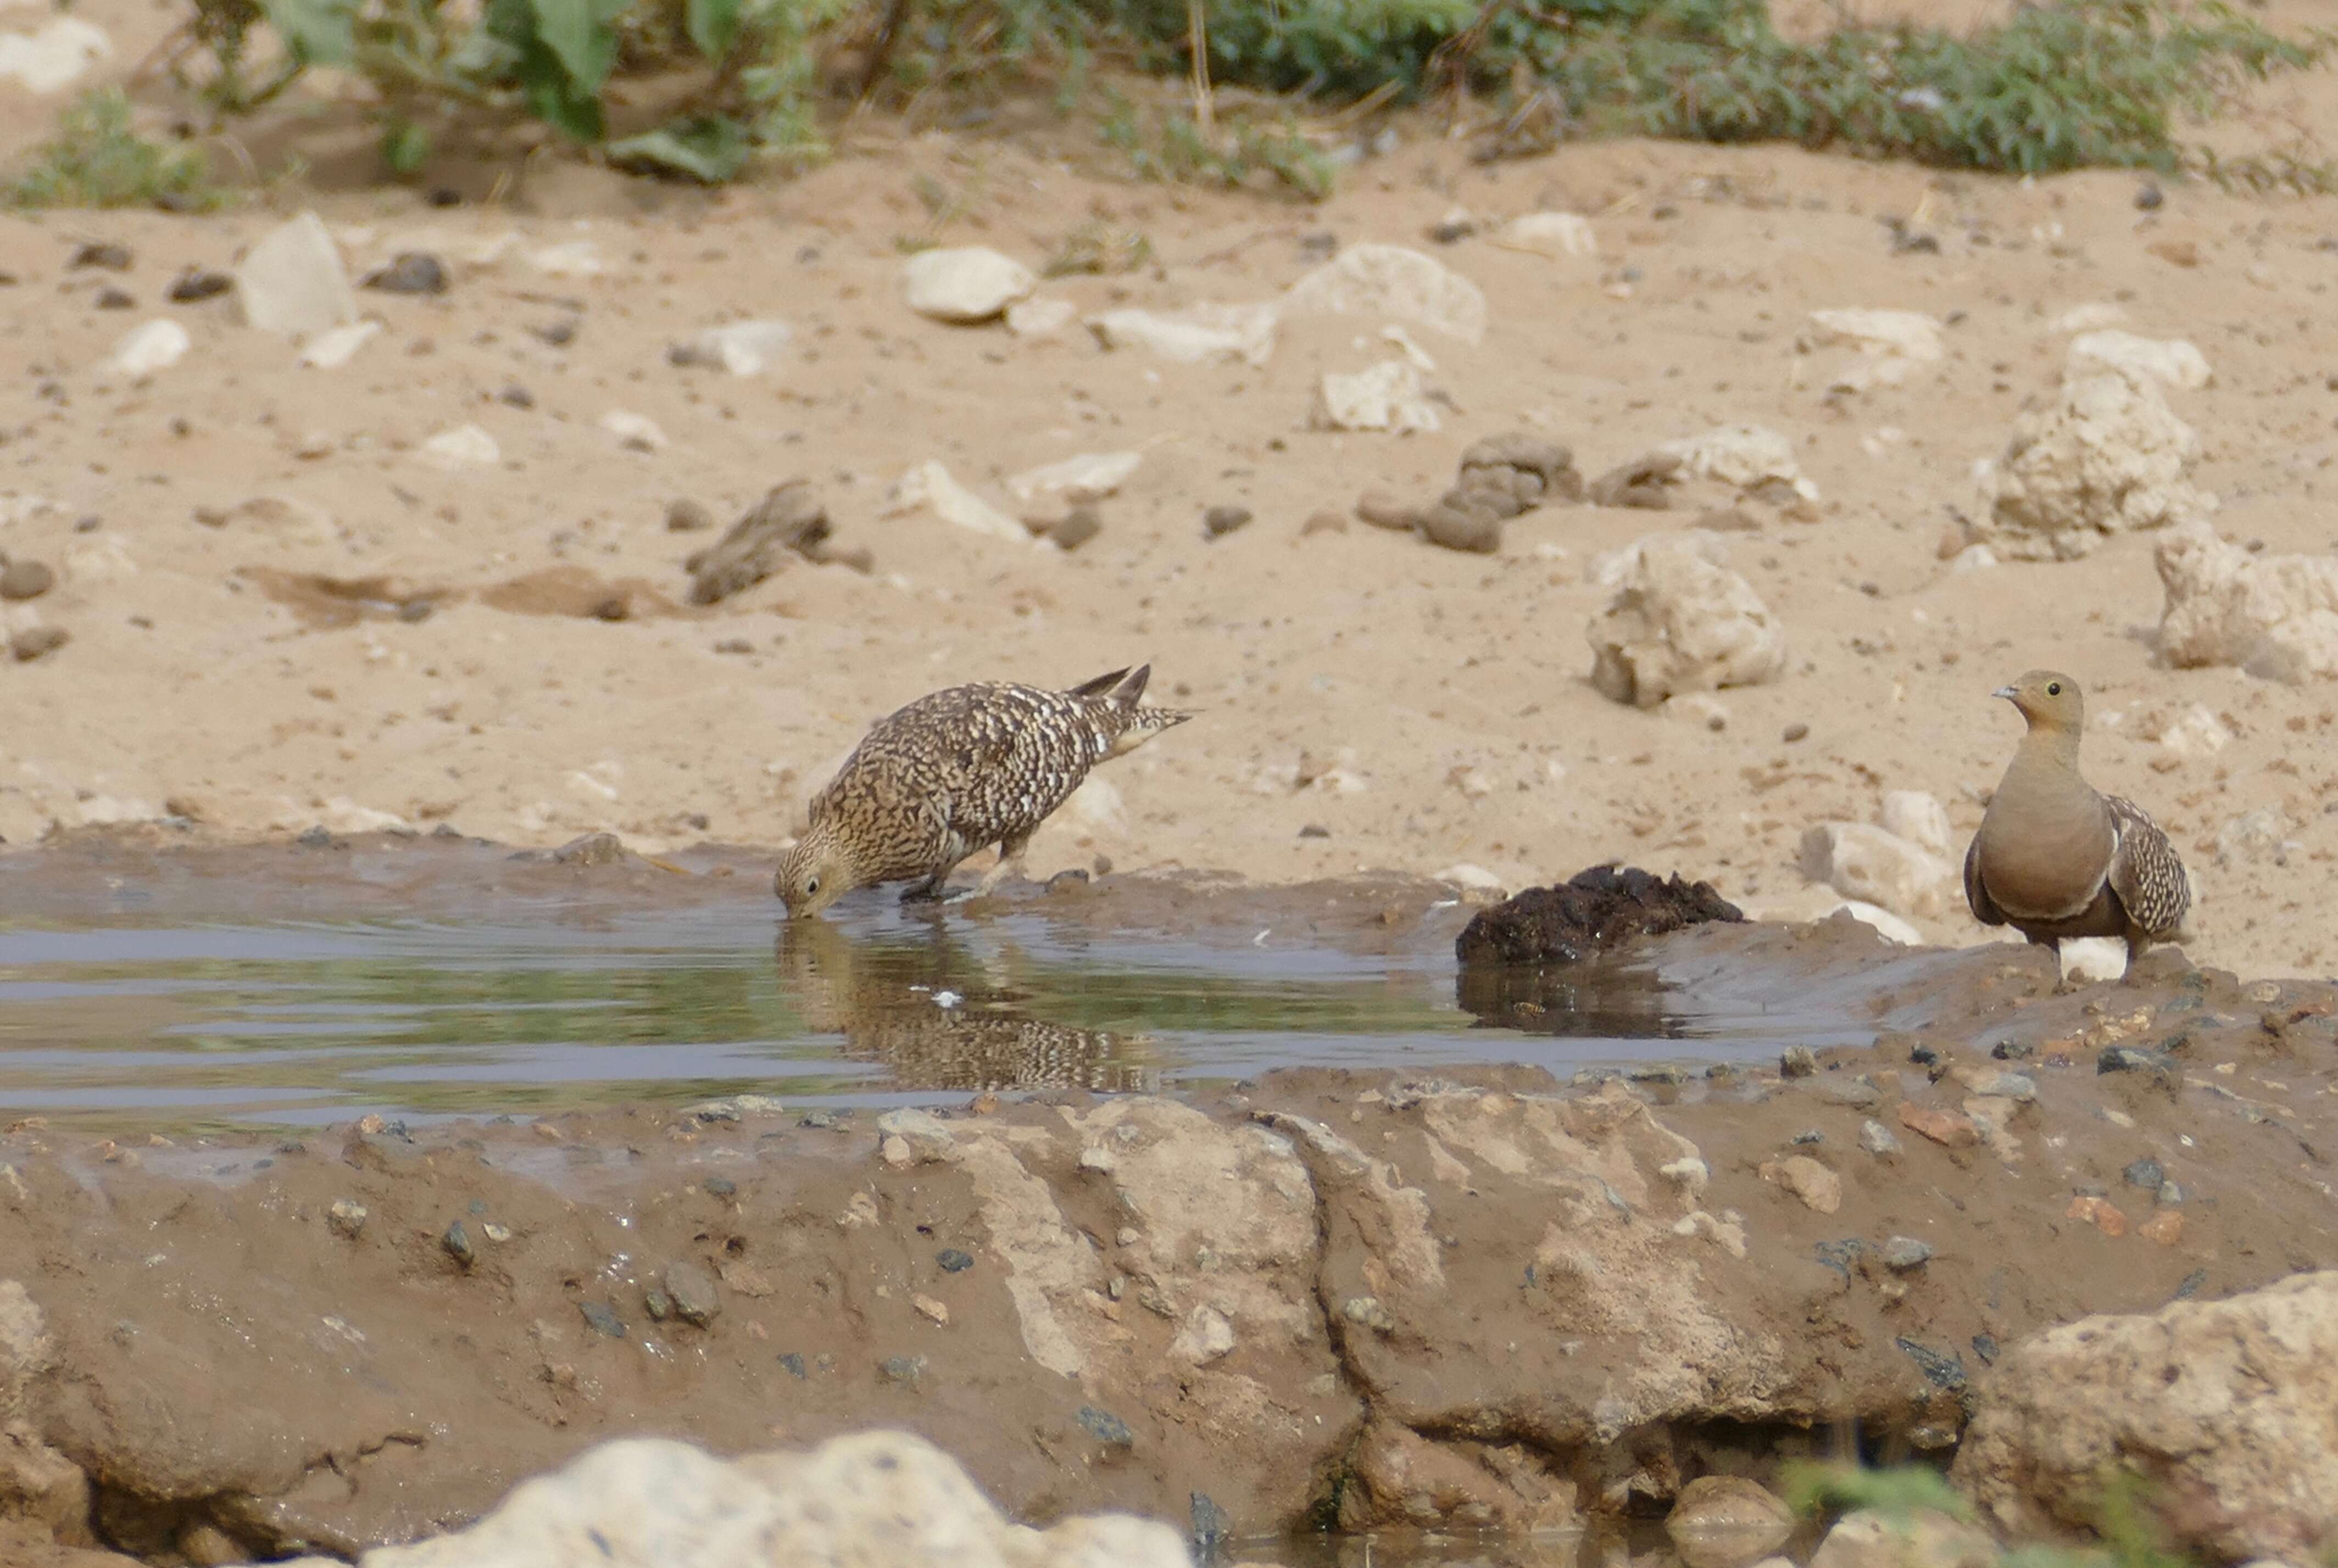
xmin=3 ymin=836 xmax=2337 ymax=1565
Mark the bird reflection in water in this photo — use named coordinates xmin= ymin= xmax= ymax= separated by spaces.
xmin=773 ymin=920 xmax=1160 ymax=1093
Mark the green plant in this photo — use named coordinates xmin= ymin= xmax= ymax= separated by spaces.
xmin=1782 ymin=1459 xmax=1975 ymax=1525
xmin=4 ymin=87 xmax=225 ymax=210
xmin=1100 ymin=90 xmax=1333 ymax=197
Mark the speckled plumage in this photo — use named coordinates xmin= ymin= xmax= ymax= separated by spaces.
xmin=776 ymin=665 xmax=1191 ymax=917
xmin=1964 ymin=669 xmax=2191 ymax=974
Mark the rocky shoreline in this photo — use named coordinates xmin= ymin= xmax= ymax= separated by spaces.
xmin=5 ymin=875 xmax=2337 ymax=1565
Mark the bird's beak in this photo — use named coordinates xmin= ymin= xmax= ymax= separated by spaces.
xmin=1992 ymin=685 xmax=2017 ymax=701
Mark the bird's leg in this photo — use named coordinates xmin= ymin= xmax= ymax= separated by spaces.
xmin=898 ymin=872 xmax=950 ymax=904
xmin=973 ymin=835 xmax=1032 ymax=898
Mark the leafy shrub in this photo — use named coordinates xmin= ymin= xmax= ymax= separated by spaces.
xmin=5 ymin=87 xmax=225 ymax=209
xmin=20 ymin=0 xmax=2334 ymax=194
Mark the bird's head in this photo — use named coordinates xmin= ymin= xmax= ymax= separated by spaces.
xmin=775 ymin=825 xmax=856 ymax=919
xmin=1994 ymin=669 xmax=2085 ymax=734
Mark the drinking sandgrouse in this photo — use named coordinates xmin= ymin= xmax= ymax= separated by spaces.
xmin=776 ymin=665 xmax=1192 ymax=918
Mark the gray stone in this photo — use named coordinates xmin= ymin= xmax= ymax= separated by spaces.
xmin=1860 ymin=1119 xmax=1902 ymax=1157
xmin=664 ymin=1260 xmax=721 ymax=1327
xmin=1881 ymin=1236 xmax=1935 ymax=1271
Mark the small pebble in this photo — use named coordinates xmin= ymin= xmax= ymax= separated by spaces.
xmin=881 ymin=1354 xmax=926 ymax=1385
xmin=579 ymin=1301 xmax=626 ymax=1338
xmin=1051 ymin=506 xmax=1103 ymax=551
xmin=643 ymin=1288 xmax=672 ymax=1321
xmin=71 ymin=241 xmax=131 ymax=270
xmin=2123 ymin=1157 xmax=2166 ymax=1191
xmin=2158 ymin=1179 xmax=2186 ymax=1207
xmin=1203 ymin=504 xmax=1253 ymax=539
xmin=703 ymin=1176 xmax=737 ymax=1197
xmin=167 ymin=269 xmax=232 ymax=302
xmin=1782 ymin=722 xmax=1810 ymax=743
xmin=326 ymin=1199 xmax=368 ymax=1238
xmin=1881 ymin=1235 xmax=1934 ymax=1270
xmin=365 ymin=252 xmax=448 ymax=294
xmin=2135 ymin=182 xmax=2164 ymax=210
xmin=12 ymin=627 xmax=69 ymax=662
xmin=664 ymin=1260 xmax=723 ymax=1327
xmin=0 ymin=560 xmax=55 ymax=600
xmin=1779 ymin=1045 xmax=1817 ymax=1079
xmin=1299 ymin=824 xmax=1331 ymax=839
xmin=441 ymin=1220 xmax=475 ymax=1268
xmin=95 ymin=287 xmax=133 ymax=310
xmin=666 ymin=498 xmax=715 ymax=532
xmin=936 ymin=1248 xmax=975 ymax=1273
xmin=777 ymin=1352 xmax=807 ymax=1377
xmin=1077 ymin=1405 xmax=1134 ymax=1447
xmin=1860 ymin=1120 xmax=1902 ymax=1157
xmin=499 ymin=384 xmax=535 ymax=409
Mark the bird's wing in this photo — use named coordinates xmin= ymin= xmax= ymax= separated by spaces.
xmin=2105 ymin=795 xmax=2191 ymax=938
xmin=1962 ymin=832 xmax=2005 ymax=927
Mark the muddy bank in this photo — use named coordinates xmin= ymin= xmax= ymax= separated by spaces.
xmin=3 ymin=878 xmax=2334 ymax=1564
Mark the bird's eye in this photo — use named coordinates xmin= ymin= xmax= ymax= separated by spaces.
xmin=804 ymin=878 xmax=820 ymax=895
xmin=2046 ymin=681 xmax=2062 ymax=696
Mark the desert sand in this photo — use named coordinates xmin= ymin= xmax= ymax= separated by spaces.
xmin=4 ymin=0 xmax=2338 ymax=983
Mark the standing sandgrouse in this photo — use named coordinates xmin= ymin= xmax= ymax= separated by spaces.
xmin=776 ymin=665 xmax=1192 ymax=918
xmin=1963 ymin=669 xmax=2191 ymax=974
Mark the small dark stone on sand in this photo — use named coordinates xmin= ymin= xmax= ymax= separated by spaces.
xmin=936 ymin=1248 xmax=975 ymax=1273
xmin=499 ymin=384 xmax=535 ymax=409
xmin=1782 ymin=722 xmax=1810 ymax=743
xmin=71 ymin=242 xmax=131 ymax=271
xmin=882 ymin=1354 xmax=926 ymax=1385
xmin=428 ymin=188 xmax=463 ymax=207
xmin=666 ymin=498 xmax=715 ymax=532
xmin=441 ymin=1221 xmax=475 ymax=1268
xmin=778 ymin=1352 xmax=807 ymax=1377
xmin=293 ymin=825 xmax=341 ymax=849
xmin=1050 ymin=506 xmax=1103 ymax=551
xmin=799 ymin=1110 xmax=842 ymax=1129
xmin=1908 ymin=1041 xmax=1941 ymax=1067
xmin=1881 ymin=1236 xmax=1934 ymax=1270
xmin=1813 ymin=1239 xmax=1867 ymax=1276
xmin=365 ymin=252 xmax=448 ymax=295
xmin=686 ymin=481 xmax=831 ymax=605
xmin=580 ymin=1301 xmax=626 ymax=1338
xmin=396 ymin=599 xmax=435 ymax=623
xmin=1045 ymin=868 xmax=1090 ymax=893
xmin=1971 ymin=1332 xmax=1999 ymax=1364
xmin=1990 ymin=1039 xmax=2034 ymax=1061
xmin=2100 ymin=1046 xmax=2179 ymax=1085
xmin=2174 ymin=1268 xmax=2208 ymax=1299
xmin=643 ymin=1288 xmax=672 ymax=1321
xmin=1 ymin=560 xmax=55 ymax=600
xmin=10 ymin=626 xmax=68 ymax=662
xmin=95 ymin=287 xmax=133 ymax=310
xmin=1298 ymin=823 xmax=1331 ymax=839
xmin=533 ymin=319 xmax=577 ymax=347
xmin=2136 ymin=182 xmax=2164 ymax=210
xmin=168 ymin=269 xmax=232 ymax=303
xmin=2124 ymin=1157 xmax=2166 ymax=1190
xmin=1895 ymin=1336 xmax=1966 ymax=1390
xmin=1203 ymin=504 xmax=1252 ymax=539
xmin=1077 ymin=1405 xmax=1134 ymax=1447
xmin=703 ymin=1176 xmax=737 ymax=1197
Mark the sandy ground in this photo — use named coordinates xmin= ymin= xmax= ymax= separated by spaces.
xmin=5 ymin=0 xmax=2338 ymax=981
